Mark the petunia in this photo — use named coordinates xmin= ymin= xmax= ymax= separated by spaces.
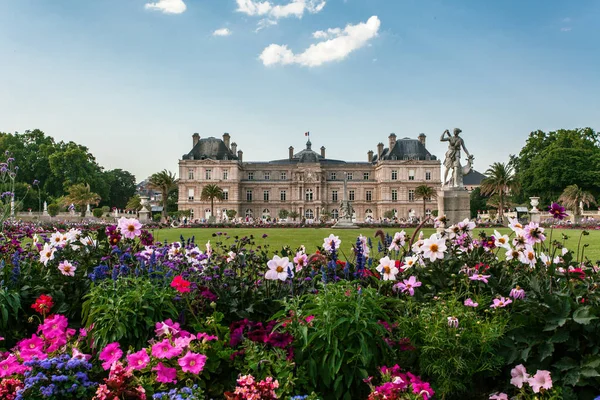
xmin=528 ymin=370 xmax=553 ymax=393
xmin=152 ymin=339 xmax=183 ymax=359
xmin=127 ymin=349 xmax=150 ymax=370
xmin=99 ymin=342 xmax=123 ymax=370
xmin=153 ymin=362 xmax=177 ymax=384
xmin=178 ymin=351 xmax=207 ymax=374
xmin=510 ymin=364 xmax=530 ymax=388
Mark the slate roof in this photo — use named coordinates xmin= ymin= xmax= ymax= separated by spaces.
xmin=463 ymin=169 xmax=487 ymax=186
xmin=372 ymin=137 xmax=437 ymax=163
xmin=182 ymin=137 xmax=238 ymax=160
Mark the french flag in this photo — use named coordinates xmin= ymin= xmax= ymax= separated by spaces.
xmin=305 ymin=131 xmax=310 ymax=137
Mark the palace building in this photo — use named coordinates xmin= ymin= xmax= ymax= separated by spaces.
xmin=178 ymin=132 xmax=441 ymax=221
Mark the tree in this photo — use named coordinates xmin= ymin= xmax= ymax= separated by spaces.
xmin=414 ymin=185 xmax=436 ymax=220
xmin=126 ymin=195 xmax=143 ymax=212
xmin=558 ymin=184 xmax=596 ymax=220
xmin=470 ymin=187 xmax=490 ymax=219
xmin=383 ymin=210 xmax=395 ymax=220
xmin=148 ymin=170 xmax=178 ymax=221
xmin=103 ymin=169 xmax=137 ymax=209
xmin=278 ymin=209 xmax=289 ymax=220
xmin=480 ymin=162 xmax=519 ymax=223
xmin=289 ymin=210 xmax=300 ymax=221
xmin=201 ymin=184 xmax=224 ymax=218
xmin=63 ymin=183 xmax=101 ymax=217
xmin=225 ymin=209 xmax=237 ymax=220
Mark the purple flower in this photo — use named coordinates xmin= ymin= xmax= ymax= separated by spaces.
xmin=393 ymin=276 xmax=422 ymax=296
xmin=469 ymin=273 xmax=491 ymax=284
xmin=464 ymin=298 xmax=478 ymax=307
xmin=548 ymin=203 xmax=568 ymax=220
xmin=447 ymin=317 xmax=459 ymax=328
xmin=509 ymin=287 xmax=525 ymax=300
xmin=490 ymin=297 xmax=512 ymax=309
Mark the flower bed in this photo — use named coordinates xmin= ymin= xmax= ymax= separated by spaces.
xmin=1 ymin=212 xmax=599 ymax=399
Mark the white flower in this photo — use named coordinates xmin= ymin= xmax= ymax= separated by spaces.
xmin=388 ymin=231 xmax=406 ymax=251
xmin=33 ymin=234 xmax=40 ymax=246
xmin=265 ymin=255 xmax=293 ymax=281
xmin=66 ymin=228 xmax=82 ymax=242
xmin=168 ymin=243 xmax=184 ymax=259
xmin=445 ymin=224 xmax=460 ymax=239
xmin=58 ymin=260 xmax=76 ymax=277
xmin=322 ymin=234 xmax=341 ymax=252
xmin=539 ymin=253 xmax=552 ymax=267
xmin=80 ymin=236 xmax=97 ymax=247
xmin=49 ymin=231 xmax=67 ymax=248
xmin=39 ymin=243 xmax=56 ymax=266
xmin=457 ymin=218 xmax=476 ymax=232
xmin=505 ymin=248 xmax=521 ymax=261
xmin=519 ymin=245 xmax=537 ymax=268
xmin=421 ymin=234 xmax=447 ymax=262
xmin=227 ymin=251 xmax=236 ymax=263
xmin=206 ymin=241 xmax=213 ymax=258
xmin=493 ymin=230 xmax=511 ymax=249
xmin=508 ymin=217 xmax=524 ymax=233
xmin=376 ymin=256 xmax=399 ymax=281
xmin=403 ymin=255 xmax=419 ymax=269
xmin=358 ymin=235 xmax=370 ymax=257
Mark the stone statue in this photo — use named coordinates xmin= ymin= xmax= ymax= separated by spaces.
xmin=441 ymin=128 xmax=472 ymax=188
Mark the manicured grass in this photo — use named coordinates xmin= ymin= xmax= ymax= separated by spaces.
xmin=149 ymin=227 xmax=600 ymax=261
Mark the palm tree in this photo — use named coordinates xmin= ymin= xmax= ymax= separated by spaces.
xmin=126 ymin=194 xmax=143 ymax=212
xmin=148 ymin=170 xmax=178 ymax=221
xmin=558 ymin=184 xmax=596 ymax=220
xmin=63 ymin=183 xmax=101 ymax=217
xmin=201 ymin=184 xmax=224 ymax=218
xmin=414 ymin=185 xmax=436 ymax=221
xmin=480 ymin=162 xmax=519 ymax=223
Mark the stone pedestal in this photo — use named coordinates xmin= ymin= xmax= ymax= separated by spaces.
xmin=332 ymin=200 xmax=359 ymax=229
xmin=139 ymin=209 xmax=150 ymax=223
xmin=530 ymin=211 xmax=540 ymax=223
xmin=437 ymin=188 xmax=471 ymax=226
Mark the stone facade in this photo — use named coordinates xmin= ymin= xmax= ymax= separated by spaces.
xmin=178 ymin=133 xmax=441 ymax=221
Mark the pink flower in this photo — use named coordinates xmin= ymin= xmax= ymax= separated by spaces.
xmin=510 ymin=364 xmax=530 ymax=388
xmin=18 ymin=334 xmax=46 ymax=361
xmin=490 ymin=297 xmax=512 ymax=309
xmin=447 ymin=317 xmax=459 ymax=328
xmin=155 ymin=319 xmax=181 ymax=337
xmin=39 ymin=314 xmax=68 ymax=339
xmin=509 ymin=287 xmax=526 ymax=300
xmin=0 ymin=355 xmax=26 ymax=378
xmin=58 ymin=260 xmax=77 ymax=276
xmin=127 ymin=349 xmax=150 ymax=370
xmin=464 ymin=298 xmax=478 ymax=307
xmin=489 ymin=393 xmax=508 ymax=400
xmin=394 ymin=276 xmax=422 ymax=296
xmin=293 ymin=252 xmax=308 ymax=272
xmin=46 ymin=335 xmax=67 ymax=353
xmin=178 ymin=351 xmax=207 ymax=374
xmin=151 ymin=338 xmax=183 ymax=359
xmin=117 ymin=217 xmax=143 ymax=239
xmin=99 ymin=342 xmax=123 ymax=370
xmin=72 ymin=348 xmax=91 ymax=361
xmin=469 ymin=273 xmax=491 ymax=284
xmin=528 ymin=370 xmax=552 ymax=393
xmin=153 ymin=362 xmax=177 ymax=383
xmin=196 ymin=332 xmax=218 ymax=343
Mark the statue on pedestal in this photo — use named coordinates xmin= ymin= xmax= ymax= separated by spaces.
xmin=441 ymin=128 xmax=473 ymax=188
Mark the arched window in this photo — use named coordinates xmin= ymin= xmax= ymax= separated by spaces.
xmin=331 ymin=209 xmax=339 ymax=219
xmin=245 ymin=209 xmax=253 ymax=217
xmin=190 ymin=209 xmax=194 ymax=218
xmin=305 ymin=189 xmax=313 ymax=201
xmin=305 ymin=209 xmax=314 ymax=219
xmin=426 ymin=208 xmax=432 ymax=216
xmin=262 ymin=209 xmax=270 ymax=218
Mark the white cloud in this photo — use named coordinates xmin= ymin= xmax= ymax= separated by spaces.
xmin=260 ymin=16 xmax=380 ymax=67
xmin=255 ymin=19 xmax=278 ymax=32
xmin=236 ymin=0 xmax=326 ymax=19
xmin=560 ymin=27 xmax=572 ymax=32
xmin=145 ymin=0 xmax=186 ymax=14
xmin=213 ymin=28 xmax=232 ymax=36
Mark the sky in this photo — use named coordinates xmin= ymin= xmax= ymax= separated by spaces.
xmin=1 ymin=0 xmax=599 ymax=182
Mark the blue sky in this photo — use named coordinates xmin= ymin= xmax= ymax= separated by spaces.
xmin=1 ymin=0 xmax=599 ymax=181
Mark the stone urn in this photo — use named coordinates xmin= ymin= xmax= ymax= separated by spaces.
xmin=529 ymin=197 xmax=540 ymax=213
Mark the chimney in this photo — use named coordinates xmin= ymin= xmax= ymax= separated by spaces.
xmin=368 ymin=150 xmax=374 ymax=163
xmin=377 ymin=142 xmax=384 ymax=160
xmin=320 ymin=146 xmax=326 ymax=158
xmin=237 ymin=150 xmax=243 ymax=162
xmin=388 ymin=133 xmax=397 ymax=149
xmin=192 ymin=133 xmax=200 ymax=147
xmin=231 ymin=142 xmax=237 ymax=154
xmin=418 ymin=133 xmax=426 ymax=147
xmin=223 ymin=133 xmax=231 ymax=149
xmin=289 ymin=146 xmax=294 ymax=160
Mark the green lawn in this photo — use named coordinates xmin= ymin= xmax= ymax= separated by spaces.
xmin=149 ymin=227 xmax=600 ymax=261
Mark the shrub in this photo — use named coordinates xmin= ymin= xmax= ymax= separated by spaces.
xmin=47 ymin=203 xmax=60 ymax=217
xmin=92 ymin=208 xmax=103 ymax=218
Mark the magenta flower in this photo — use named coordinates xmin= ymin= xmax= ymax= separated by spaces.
xmin=39 ymin=314 xmax=68 ymax=339
xmin=464 ymin=298 xmax=478 ymax=307
xmin=469 ymin=273 xmax=491 ymax=284
xmin=153 ymin=362 xmax=177 ymax=384
xmin=548 ymin=203 xmax=568 ymax=220
xmin=509 ymin=287 xmax=526 ymax=300
xmin=489 ymin=393 xmax=508 ymax=400
xmin=178 ymin=351 xmax=207 ymax=374
xmin=18 ymin=334 xmax=46 ymax=361
xmin=197 ymin=332 xmax=219 ymax=342
xmin=510 ymin=364 xmax=530 ymax=388
xmin=528 ymin=370 xmax=553 ymax=393
xmin=447 ymin=317 xmax=459 ymax=328
xmin=394 ymin=276 xmax=422 ymax=296
xmin=99 ymin=342 xmax=123 ymax=370
xmin=151 ymin=338 xmax=183 ymax=359
xmin=127 ymin=349 xmax=150 ymax=370
xmin=0 ymin=355 xmax=26 ymax=378
xmin=155 ymin=319 xmax=181 ymax=337
xmin=490 ymin=297 xmax=512 ymax=309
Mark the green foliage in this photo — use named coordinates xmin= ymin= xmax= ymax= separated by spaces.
xmin=225 ymin=209 xmax=237 ymax=220
xmin=414 ymin=185 xmax=436 ymax=219
xmin=92 ymin=208 xmax=103 ymax=218
xmin=280 ymin=282 xmax=396 ymax=400
xmin=126 ymin=194 xmax=143 ymax=212
xmin=0 ymin=287 xmax=21 ymax=332
xmin=480 ymin=162 xmax=519 ymax=222
xmin=470 ymin=187 xmax=490 ymax=218
xmin=103 ymin=169 xmax=137 ymax=209
xmin=289 ymin=210 xmax=300 ymax=221
xmin=396 ymin=294 xmax=509 ymax=398
xmin=47 ymin=203 xmax=60 ymax=217
xmin=148 ymin=170 xmax=178 ymax=220
xmin=558 ymin=184 xmax=596 ymax=218
xmin=81 ymin=277 xmax=179 ymax=350
xmin=63 ymin=183 xmax=101 ymax=217
xmin=278 ymin=209 xmax=289 ymax=219
xmin=201 ymin=184 xmax=224 ymax=216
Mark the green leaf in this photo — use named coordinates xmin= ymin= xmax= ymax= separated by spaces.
xmin=573 ymin=306 xmax=598 ymax=325
xmin=549 ymin=329 xmax=570 ymax=343
xmin=554 ymin=357 xmax=578 ymax=372
xmin=580 ymin=368 xmax=600 ymax=378
xmin=538 ymin=342 xmax=554 ymax=361
xmin=563 ymin=369 xmax=581 ymax=386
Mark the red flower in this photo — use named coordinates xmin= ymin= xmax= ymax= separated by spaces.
xmin=170 ymin=276 xmax=191 ymax=293
xmin=31 ymin=294 xmax=53 ymax=315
